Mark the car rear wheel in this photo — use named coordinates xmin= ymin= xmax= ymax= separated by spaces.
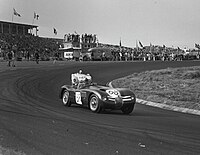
xmin=121 ymin=104 xmax=134 ymax=114
xmin=62 ymin=90 xmax=71 ymax=107
xmin=89 ymin=94 xmax=101 ymax=113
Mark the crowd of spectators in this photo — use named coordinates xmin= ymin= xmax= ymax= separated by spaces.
xmin=0 ymin=33 xmax=199 ymax=62
xmin=98 ymin=43 xmax=200 ymax=61
xmin=0 ymin=33 xmax=62 ymax=61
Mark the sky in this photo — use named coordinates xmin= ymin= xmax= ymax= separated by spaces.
xmin=0 ymin=0 xmax=200 ymax=49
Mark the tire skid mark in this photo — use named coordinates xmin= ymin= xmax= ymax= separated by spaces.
xmin=0 ymin=70 xmax=55 ymax=119
xmin=10 ymin=72 xmax=76 ymax=121
xmin=14 ymin=73 xmax=56 ymax=116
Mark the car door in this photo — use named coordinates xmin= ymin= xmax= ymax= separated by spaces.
xmin=74 ymin=88 xmax=87 ymax=106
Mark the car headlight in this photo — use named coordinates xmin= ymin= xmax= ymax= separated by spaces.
xmin=106 ymin=89 xmax=120 ymax=97
xmin=102 ymin=97 xmax=107 ymax=101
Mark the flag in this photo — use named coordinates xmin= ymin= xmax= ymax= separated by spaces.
xmin=53 ymin=28 xmax=57 ymax=35
xmin=34 ymin=12 xmax=39 ymax=20
xmin=13 ymin=8 xmax=21 ymax=17
xmin=195 ymin=43 xmax=200 ymax=49
xmin=139 ymin=41 xmax=143 ymax=48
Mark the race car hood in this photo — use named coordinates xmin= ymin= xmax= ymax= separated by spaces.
xmin=88 ymin=85 xmax=134 ymax=96
xmin=88 ymin=85 xmax=110 ymax=92
xmin=114 ymin=88 xmax=134 ymax=96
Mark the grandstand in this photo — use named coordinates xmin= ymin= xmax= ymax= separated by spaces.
xmin=0 ymin=20 xmax=63 ymax=60
xmin=0 ymin=20 xmax=38 ymax=36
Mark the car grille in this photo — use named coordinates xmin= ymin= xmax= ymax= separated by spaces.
xmin=107 ymin=95 xmax=133 ymax=102
xmin=122 ymin=95 xmax=133 ymax=101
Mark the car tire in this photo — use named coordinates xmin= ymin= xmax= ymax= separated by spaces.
xmin=62 ymin=90 xmax=71 ymax=107
xmin=89 ymin=94 xmax=101 ymax=113
xmin=121 ymin=104 xmax=134 ymax=114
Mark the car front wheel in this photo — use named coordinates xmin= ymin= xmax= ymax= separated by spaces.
xmin=62 ymin=90 xmax=71 ymax=107
xmin=89 ymin=94 xmax=101 ymax=113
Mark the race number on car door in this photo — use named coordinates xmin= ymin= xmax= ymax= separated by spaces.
xmin=75 ymin=92 xmax=82 ymax=105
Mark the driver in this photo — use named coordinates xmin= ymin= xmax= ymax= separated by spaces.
xmin=71 ymin=70 xmax=92 ymax=88
xmin=78 ymin=79 xmax=88 ymax=89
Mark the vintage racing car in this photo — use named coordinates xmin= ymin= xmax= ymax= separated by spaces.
xmin=59 ymin=70 xmax=136 ymax=114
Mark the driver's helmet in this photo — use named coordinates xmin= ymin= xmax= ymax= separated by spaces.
xmin=84 ymin=75 xmax=92 ymax=85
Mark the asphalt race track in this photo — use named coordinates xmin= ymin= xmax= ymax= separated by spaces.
xmin=0 ymin=61 xmax=200 ymax=155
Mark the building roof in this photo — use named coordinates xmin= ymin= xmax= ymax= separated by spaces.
xmin=59 ymin=47 xmax=81 ymax=51
xmin=0 ymin=20 xmax=38 ymax=28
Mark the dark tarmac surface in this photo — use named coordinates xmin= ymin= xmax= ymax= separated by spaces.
xmin=0 ymin=61 xmax=200 ymax=155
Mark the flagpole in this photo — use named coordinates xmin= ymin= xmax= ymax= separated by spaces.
xmin=32 ymin=18 xmax=34 ymax=25
xmin=136 ymin=40 xmax=138 ymax=53
xmin=32 ymin=12 xmax=36 ymax=25
xmin=31 ymin=14 xmax=34 ymax=35
xmin=12 ymin=13 xmax=14 ymax=22
xmin=11 ymin=9 xmax=14 ymax=35
xmin=11 ymin=0 xmax=14 ymax=34
xmin=11 ymin=0 xmax=14 ymax=22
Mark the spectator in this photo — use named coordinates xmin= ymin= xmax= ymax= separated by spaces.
xmin=53 ymin=52 xmax=59 ymax=64
xmin=6 ymin=48 xmax=15 ymax=67
xmin=119 ymin=52 xmax=122 ymax=61
xmin=26 ymin=50 xmax=30 ymax=61
xmin=34 ymin=51 xmax=39 ymax=64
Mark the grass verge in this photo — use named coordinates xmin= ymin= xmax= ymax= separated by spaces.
xmin=112 ymin=66 xmax=200 ymax=110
